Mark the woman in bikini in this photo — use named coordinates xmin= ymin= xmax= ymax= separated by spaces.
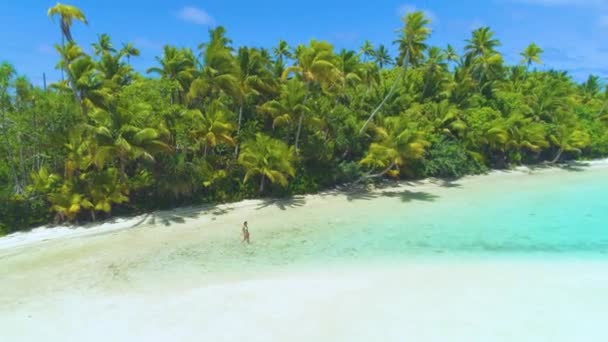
xmin=242 ymin=221 xmax=250 ymax=244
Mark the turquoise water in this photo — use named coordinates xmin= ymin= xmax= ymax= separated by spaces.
xmin=151 ymin=166 xmax=608 ymax=276
xmin=327 ymin=168 xmax=608 ymax=258
xmin=218 ymin=166 xmax=608 ymax=268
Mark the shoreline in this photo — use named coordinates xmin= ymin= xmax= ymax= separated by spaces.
xmin=2 ymin=157 xmax=608 ymax=252
xmin=2 ymin=159 xmax=607 ymax=341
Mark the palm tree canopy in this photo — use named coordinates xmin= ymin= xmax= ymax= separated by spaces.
xmin=520 ymin=43 xmax=544 ymax=67
xmin=47 ymin=3 xmax=88 ymax=42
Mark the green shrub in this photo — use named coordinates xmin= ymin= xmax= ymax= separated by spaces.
xmin=423 ymin=138 xmax=488 ymax=178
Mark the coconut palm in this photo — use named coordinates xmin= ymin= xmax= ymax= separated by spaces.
xmin=47 ymin=3 xmax=88 ymax=43
xmin=238 ymin=133 xmax=296 ymax=193
xmin=234 ymin=47 xmax=277 ymax=156
xmin=360 ymin=11 xmax=431 ymax=133
xmin=48 ymin=3 xmax=88 ymax=81
xmin=360 ymin=116 xmax=430 ymax=178
xmin=465 ymin=27 xmax=500 ymax=59
xmin=188 ymin=28 xmax=239 ymax=105
xmin=373 ymin=44 xmax=393 ymax=68
xmin=520 ymin=43 xmax=543 ymax=70
xmin=422 ymin=47 xmax=448 ymax=99
xmin=147 ymin=46 xmax=196 ymax=104
xmin=184 ymin=101 xmax=235 ymax=157
xmin=92 ymin=33 xmax=116 ymax=56
xmin=445 ymin=44 xmax=459 ymax=66
xmin=258 ymin=78 xmax=310 ymax=134
xmin=90 ymin=102 xmax=171 ymax=178
xmin=337 ymin=49 xmax=363 ymax=89
xmin=360 ymin=40 xmax=375 ymax=62
xmin=282 ymin=40 xmax=340 ymax=150
xmin=120 ymin=42 xmax=140 ymax=63
xmin=273 ymin=39 xmax=293 ymax=77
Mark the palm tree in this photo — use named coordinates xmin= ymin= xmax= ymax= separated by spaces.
xmin=445 ymin=44 xmax=459 ymax=66
xmin=465 ymin=27 xmax=500 ymax=59
xmin=520 ymin=43 xmax=543 ymax=70
xmin=184 ymin=101 xmax=235 ymax=157
xmin=360 ymin=116 xmax=429 ymax=178
xmin=48 ymin=3 xmax=88 ymax=81
xmin=234 ymin=47 xmax=276 ymax=156
xmin=337 ymin=49 xmax=363 ymax=89
xmin=360 ymin=40 xmax=375 ymax=62
xmin=259 ymin=78 xmax=310 ymax=134
xmin=188 ymin=27 xmax=239 ymax=105
xmin=47 ymin=3 xmax=88 ymax=43
xmin=91 ymin=103 xmax=171 ymax=178
xmin=360 ymin=11 xmax=431 ymax=133
xmin=422 ymin=46 xmax=448 ymax=99
xmin=373 ymin=44 xmax=393 ymax=68
xmin=238 ymin=133 xmax=296 ymax=193
xmin=282 ymin=40 xmax=339 ymax=150
xmin=92 ymin=33 xmax=116 ymax=56
xmin=120 ymin=42 xmax=140 ymax=63
xmin=273 ymin=39 xmax=293 ymax=77
xmin=147 ymin=45 xmax=196 ymax=104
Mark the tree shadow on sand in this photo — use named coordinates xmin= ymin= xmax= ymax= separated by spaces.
xmin=256 ymin=196 xmax=307 ymax=211
xmin=143 ymin=204 xmax=235 ymax=227
xmin=382 ymin=190 xmax=440 ymax=202
xmin=345 ymin=189 xmax=439 ymax=203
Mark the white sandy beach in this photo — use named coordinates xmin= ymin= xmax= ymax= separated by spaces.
xmin=1 ymin=160 xmax=608 ymax=341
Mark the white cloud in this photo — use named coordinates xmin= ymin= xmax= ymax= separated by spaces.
xmin=397 ymin=4 xmax=438 ymax=23
xmin=176 ymin=6 xmax=214 ymax=26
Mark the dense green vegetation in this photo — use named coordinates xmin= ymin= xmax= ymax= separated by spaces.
xmin=1 ymin=4 xmax=607 ymax=234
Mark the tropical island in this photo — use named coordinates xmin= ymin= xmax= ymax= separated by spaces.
xmin=2 ymin=3 xmax=608 ymax=341
xmin=1 ymin=4 xmax=607 ymax=234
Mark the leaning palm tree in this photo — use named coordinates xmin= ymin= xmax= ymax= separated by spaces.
xmin=47 ymin=3 xmax=88 ymax=43
xmin=360 ymin=11 xmax=431 ymax=134
xmin=48 ymin=3 xmax=88 ymax=81
xmin=520 ymin=43 xmax=543 ymax=70
xmin=238 ymin=133 xmax=296 ymax=193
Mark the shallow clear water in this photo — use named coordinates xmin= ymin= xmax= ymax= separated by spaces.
xmin=155 ymin=166 xmax=608 ymax=274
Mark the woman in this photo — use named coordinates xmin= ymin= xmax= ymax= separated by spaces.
xmin=242 ymin=221 xmax=250 ymax=244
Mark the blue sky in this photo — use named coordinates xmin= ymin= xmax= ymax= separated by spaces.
xmin=2 ymin=0 xmax=608 ymax=85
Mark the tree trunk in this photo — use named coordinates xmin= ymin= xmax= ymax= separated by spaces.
xmin=259 ymin=175 xmax=266 ymax=193
xmin=91 ymin=210 xmax=96 ymax=222
xmin=61 ymin=35 xmax=65 ymax=82
xmin=360 ymin=49 xmax=410 ymax=134
xmin=234 ymin=104 xmax=243 ymax=158
xmin=294 ymin=113 xmax=304 ymax=152
xmin=203 ymin=144 xmax=208 ymax=157
xmin=551 ymin=148 xmax=564 ymax=164
xmin=354 ymin=161 xmax=397 ymax=185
